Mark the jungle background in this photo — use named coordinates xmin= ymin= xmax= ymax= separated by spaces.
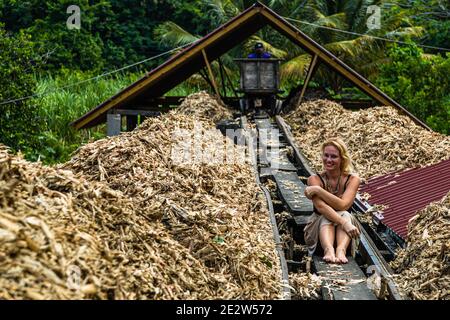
xmin=0 ymin=0 xmax=448 ymax=163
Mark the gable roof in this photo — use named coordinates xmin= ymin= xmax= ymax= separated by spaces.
xmin=360 ymin=159 xmax=450 ymax=239
xmin=71 ymin=1 xmax=430 ymax=130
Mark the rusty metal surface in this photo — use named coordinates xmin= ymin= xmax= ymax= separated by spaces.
xmin=360 ymin=159 xmax=450 ymax=239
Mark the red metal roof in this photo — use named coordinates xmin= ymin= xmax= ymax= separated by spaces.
xmin=359 ymin=159 xmax=450 ymax=239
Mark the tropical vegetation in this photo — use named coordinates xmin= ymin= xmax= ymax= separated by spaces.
xmin=0 ymin=0 xmax=448 ymax=163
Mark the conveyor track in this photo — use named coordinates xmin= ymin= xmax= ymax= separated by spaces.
xmin=238 ymin=113 xmax=403 ymax=300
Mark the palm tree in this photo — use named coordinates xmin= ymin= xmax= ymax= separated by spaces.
xmin=272 ymin=0 xmax=422 ymax=91
xmin=154 ymin=0 xmax=422 ymax=94
xmin=153 ymin=0 xmax=249 ymax=95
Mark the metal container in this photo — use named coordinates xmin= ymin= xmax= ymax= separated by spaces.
xmin=235 ymin=59 xmax=281 ymax=94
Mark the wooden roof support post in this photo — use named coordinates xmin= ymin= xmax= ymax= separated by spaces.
xmin=199 ymin=69 xmax=215 ymax=90
xmin=201 ymin=49 xmax=222 ymax=102
xmin=107 ymin=110 xmax=122 ymax=136
xmin=218 ymin=58 xmax=227 ymax=96
xmin=298 ymin=54 xmax=319 ymax=105
xmin=223 ymin=63 xmax=239 ymax=99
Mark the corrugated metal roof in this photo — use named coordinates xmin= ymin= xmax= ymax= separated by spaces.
xmin=359 ymin=159 xmax=450 ymax=239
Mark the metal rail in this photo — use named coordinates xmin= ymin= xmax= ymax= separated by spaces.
xmin=274 ymin=114 xmax=404 ymax=300
xmin=240 ymin=116 xmax=291 ymax=300
xmin=353 ymin=201 xmax=406 ymax=300
xmin=275 ymin=116 xmax=315 ymax=177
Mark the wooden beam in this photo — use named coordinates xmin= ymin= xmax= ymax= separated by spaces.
xmin=259 ymin=9 xmax=431 ymax=130
xmin=201 ymin=49 xmax=221 ymax=99
xmin=72 ymin=7 xmax=260 ymax=130
xmin=133 ymin=97 xmax=183 ymax=109
xmin=198 ymin=68 xmax=215 ymax=91
xmin=298 ymin=54 xmax=319 ymax=104
xmin=143 ymin=96 xmax=184 ymax=105
xmin=122 ymin=104 xmax=172 ymax=112
xmin=111 ymin=109 xmax=162 ymax=117
xmin=224 ymin=64 xmax=239 ymax=98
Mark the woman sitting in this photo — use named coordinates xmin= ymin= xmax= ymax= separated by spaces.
xmin=304 ymin=137 xmax=360 ymax=264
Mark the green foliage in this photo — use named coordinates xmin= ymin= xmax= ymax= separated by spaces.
xmin=0 ymin=0 xmax=448 ymax=164
xmin=0 ymin=23 xmax=44 ymax=156
xmin=392 ymin=0 xmax=449 ymax=51
xmin=28 ymin=70 xmax=141 ymax=163
xmin=0 ymin=0 xmax=221 ymax=73
xmin=376 ymin=44 xmax=450 ymax=134
xmin=0 ymin=0 xmax=109 ymax=72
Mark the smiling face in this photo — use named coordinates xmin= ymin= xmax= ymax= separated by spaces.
xmin=322 ymin=145 xmax=341 ymax=172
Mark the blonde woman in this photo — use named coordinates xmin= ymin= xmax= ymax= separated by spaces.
xmin=304 ymin=138 xmax=360 ymax=264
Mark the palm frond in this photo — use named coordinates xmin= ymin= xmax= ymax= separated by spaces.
xmin=325 ymin=38 xmax=367 ymax=57
xmin=384 ymin=26 xmax=424 ymax=39
xmin=359 ymin=56 xmax=391 ymax=76
xmin=154 ymin=21 xmax=200 ymax=48
xmin=294 ymin=13 xmax=345 ymax=40
xmin=269 ymin=0 xmax=290 ymax=7
xmin=379 ymin=9 xmax=408 ymax=31
xmin=280 ymin=54 xmax=311 ymax=81
xmin=315 ymin=12 xmax=348 ymax=29
xmin=206 ymin=0 xmax=242 ymax=25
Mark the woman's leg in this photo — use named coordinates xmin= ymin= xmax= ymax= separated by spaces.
xmin=312 ymin=197 xmax=359 ymax=238
xmin=336 ymin=225 xmax=351 ymax=264
xmin=319 ymin=224 xmax=336 ymax=263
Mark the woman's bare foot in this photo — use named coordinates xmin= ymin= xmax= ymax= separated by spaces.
xmin=336 ymin=247 xmax=348 ymax=264
xmin=323 ymin=247 xmax=336 ymax=263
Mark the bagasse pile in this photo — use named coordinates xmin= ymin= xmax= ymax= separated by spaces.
xmin=175 ymin=91 xmax=233 ymax=123
xmin=0 ymin=146 xmax=214 ymax=299
xmin=390 ymin=193 xmax=450 ymax=300
xmin=269 ymin=182 xmax=321 ymax=299
xmin=289 ymin=273 xmax=321 ymax=299
xmin=61 ymin=93 xmax=282 ymax=299
xmin=0 ymin=93 xmax=282 ymax=299
xmin=285 ymin=99 xmax=450 ymax=300
xmin=285 ymin=99 xmax=450 ymax=180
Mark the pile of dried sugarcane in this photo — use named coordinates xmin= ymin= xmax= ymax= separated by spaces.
xmin=0 ymin=146 xmax=217 ymax=299
xmin=60 ymin=93 xmax=282 ymax=299
xmin=285 ymin=99 xmax=450 ymax=300
xmin=175 ymin=91 xmax=233 ymax=123
xmin=285 ymin=99 xmax=450 ymax=180
xmin=289 ymin=272 xmax=322 ymax=299
xmin=390 ymin=193 xmax=450 ymax=300
xmin=0 ymin=93 xmax=285 ymax=299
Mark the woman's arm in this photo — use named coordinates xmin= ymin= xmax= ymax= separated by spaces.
xmin=306 ymin=175 xmax=361 ymax=211
xmin=305 ymin=176 xmax=359 ymax=238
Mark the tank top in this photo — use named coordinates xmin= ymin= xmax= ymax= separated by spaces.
xmin=312 ymin=173 xmax=353 ymax=214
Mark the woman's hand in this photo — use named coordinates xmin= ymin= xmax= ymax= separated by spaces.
xmin=342 ymin=220 xmax=360 ymax=238
xmin=304 ymin=186 xmax=321 ymax=199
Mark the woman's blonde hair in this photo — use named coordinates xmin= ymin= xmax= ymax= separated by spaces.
xmin=321 ymin=137 xmax=354 ymax=175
